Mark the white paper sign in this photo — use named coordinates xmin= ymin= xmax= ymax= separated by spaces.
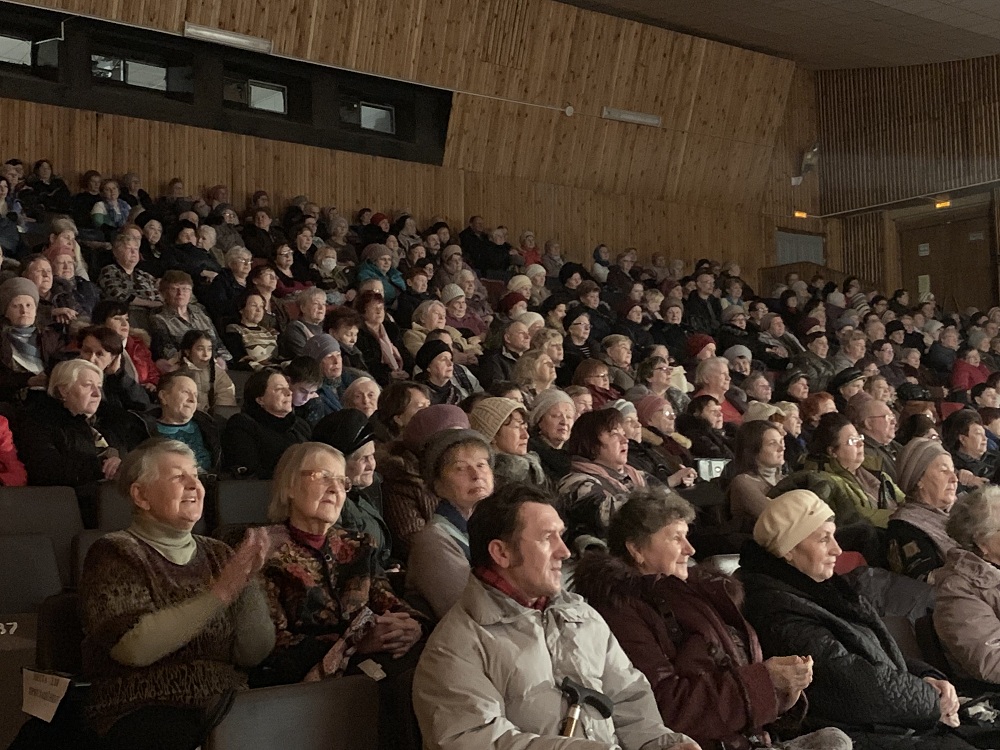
xmin=918 ymin=243 xmax=930 ymax=257
xmin=22 ymin=668 xmax=70 ymax=722
xmin=918 ymin=275 xmax=931 ymax=295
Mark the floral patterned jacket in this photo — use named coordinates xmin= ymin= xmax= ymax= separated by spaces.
xmin=256 ymin=523 xmax=422 ymax=686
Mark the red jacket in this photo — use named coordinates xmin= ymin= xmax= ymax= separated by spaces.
xmin=0 ymin=415 xmax=26 ymax=486
xmin=950 ymin=358 xmax=989 ymax=392
xmin=125 ymin=334 xmax=159 ymax=387
xmin=574 ymin=553 xmax=787 ymax=750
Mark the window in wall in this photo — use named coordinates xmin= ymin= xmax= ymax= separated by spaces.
xmin=0 ymin=35 xmax=31 ymax=66
xmin=339 ymin=98 xmax=396 ymax=135
xmin=91 ymin=55 xmax=168 ymax=90
xmin=223 ymin=77 xmax=287 ymax=115
xmin=776 ymin=231 xmax=825 ymax=265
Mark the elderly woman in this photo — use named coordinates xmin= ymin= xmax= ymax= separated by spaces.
xmin=527 ymin=388 xmax=575 ymax=479
xmin=942 ymin=409 xmax=996 ymax=493
xmin=0 ymin=276 xmax=66 ymax=399
xmin=804 ymin=412 xmax=904 ymax=530
xmin=341 ymin=376 xmax=380 ymax=417
xmin=354 ymin=289 xmax=406 ymax=386
xmin=442 ymin=283 xmax=487 ymax=338
xmin=150 ymin=270 xmax=230 ymax=365
xmin=78 ymin=324 xmax=150 ymax=412
xmin=379 ymin=404 xmax=471 ymax=559
xmin=14 ymin=359 xmax=137 ymax=526
xmin=692 ymin=356 xmax=742 ymax=426
xmin=793 ymin=332 xmax=835 ymax=394
xmin=511 ymin=348 xmax=557 ymax=407
xmin=676 ymin=395 xmax=734 ymax=460
xmin=369 ymin=380 xmax=430 ymax=443
xmin=49 ymin=246 xmax=99 ymax=319
xmin=558 ymin=408 xmax=650 ymax=553
xmin=774 ymin=400 xmax=806 ymax=470
xmin=727 ymin=421 xmax=788 ymax=533
xmin=203 ymin=246 xmax=253 ymax=323
xmin=244 ymin=265 xmax=288 ymax=332
xmin=885 ymin=438 xmax=959 ymax=581
xmin=22 ymin=253 xmax=80 ymax=327
xmin=741 ymin=491 xmax=966 ymax=747
xmin=469 ymin=396 xmax=546 ymax=486
xmin=405 ymin=429 xmax=495 ymax=620
xmin=75 ymin=439 xmax=274 ymax=746
xmin=312 ymin=409 xmax=394 ymax=569
xmin=221 ymin=368 xmax=311 ymax=479
xmin=356 ymin=243 xmax=405 ymax=305
xmin=97 ymin=233 xmax=163 ymax=320
xmin=932 ymin=486 xmax=1000 ymax=688
xmin=572 ymin=357 xmax=620 ymax=410
xmin=575 ymin=489 xmax=850 ymax=750
xmin=562 ymin=308 xmax=603 ymax=381
xmin=403 ymin=299 xmax=481 ymax=363
xmin=258 ymin=442 xmax=423 ymax=686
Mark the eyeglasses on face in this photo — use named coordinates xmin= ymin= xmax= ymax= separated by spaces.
xmin=300 ymin=470 xmax=352 ymax=490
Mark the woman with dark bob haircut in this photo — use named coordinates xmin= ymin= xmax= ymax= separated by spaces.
xmin=575 ymin=487 xmax=851 ymax=750
xmin=557 ymin=408 xmax=649 ymax=553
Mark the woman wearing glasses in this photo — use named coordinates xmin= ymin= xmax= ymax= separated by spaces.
xmin=257 ymin=441 xmax=425 ymax=686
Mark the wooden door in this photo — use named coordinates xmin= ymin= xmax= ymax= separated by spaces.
xmin=898 ymin=209 xmax=996 ymax=313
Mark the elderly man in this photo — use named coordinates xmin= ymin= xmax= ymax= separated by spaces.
xmin=478 ymin=319 xmax=531 ymax=389
xmin=413 ymin=484 xmax=698 ymax=750
xmin=682 ymin=271 xmax=723 ymax=336
xmin=97 ymin=233 xmax=162 ymax=318
xmin=856 ymin=397 xmax=901 ymax=483
xmin=277 ymin=287 xmax=327 ymax=360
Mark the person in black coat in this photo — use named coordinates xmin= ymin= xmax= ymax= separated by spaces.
xmin=741 ymin=490 xmax=971 ymax=750
xmin=202 ymin=247 xmax=252 ymax=325
xmin=14 ymin=359 xmax=137 ymax=527
xmin=676 ymin=395 xmax=734 ymax=461
xmin=221 ymin=368 xmax=311 ymax=479
xmin=683 ymin=271 xmax=724 ymax=337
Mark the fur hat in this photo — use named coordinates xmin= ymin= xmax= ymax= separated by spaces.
xmin=721 ymin=305 xmax=746 ymax=323
xmin=498 ymin=292 xmax=528 ymax=315
xmin=754 ymin=490 xmax=835 ymax=558
xmin=525 ymin=264 xmax=547 ymax=279
xmin=312 ymin=408 xmax=375 ymax=457
xmin=686 ymin=334 xmax=716 ymax=360
xmin=507 ymin=275 xmax=532 ymax=295
xmin=636 ymin=395 xmax=670 ymax=428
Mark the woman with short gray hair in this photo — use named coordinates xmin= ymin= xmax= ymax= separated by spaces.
xmin=76 ymin=438 xmax=274 ymax=746
xmin=575 ymin=487 xmax=851 ymax=750
xmin=933 ymin=486 xmax=1000 ymax=686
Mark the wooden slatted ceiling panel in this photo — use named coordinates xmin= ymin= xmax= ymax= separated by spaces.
xmin=819 ymin=56 xmax=1000 ymax=214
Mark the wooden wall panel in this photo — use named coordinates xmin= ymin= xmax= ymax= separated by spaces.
xmin=819 ymin=56 xmax=1000 ymax=214
xmin=9 ymin=0 xmax=827 ymax=283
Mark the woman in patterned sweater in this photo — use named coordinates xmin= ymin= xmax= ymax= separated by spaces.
xmin=255 ymin=442 xmax=425 ymax=686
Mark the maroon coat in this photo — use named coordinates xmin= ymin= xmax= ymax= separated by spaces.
xmin=574 ymin=552 xmax=788 ymax=750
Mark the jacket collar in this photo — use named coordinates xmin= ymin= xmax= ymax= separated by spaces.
xmin=461 ymin=573 xmax=585 ymax=626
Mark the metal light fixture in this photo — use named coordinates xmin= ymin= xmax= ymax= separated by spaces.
xmin=601 ymin=106 xmax=661 ymax=128
xmin=183 ymin=22 xmax=273 ymax=54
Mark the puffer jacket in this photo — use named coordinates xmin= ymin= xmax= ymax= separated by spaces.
xmin=933 ymin=547 xmax=1000 ymax=684
xmin=739 ymin=540 xmax=943 ymax=736
xmin=573 ymin=552 xmax=785 ymax=750
xmin=412 ymin=574 xmax=694 ymax=750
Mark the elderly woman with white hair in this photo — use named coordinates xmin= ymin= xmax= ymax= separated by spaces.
xmin=741 ymin=491 xmax=967 ymax=748
xmin=510 ymin=348 xmax=557 ymax=407
xmin=14 ymin=358 xmax=137 ymax=526
xmin=342 ymin=375 xmax=381 ymax=418
xmin=886 ymin=438 xmax=960 ymax=581
xmin=932 ymin=486 xmax=1000 ymax=688
xmin=691 ymin=355 xmax=743 ymax=426
xmin=402 ymin=299 xmax=481 ymax=364
xmin=257 ymin=442 xmax=424 ymax=685
xmin=72 ymin=439 xmax=274 ymax=746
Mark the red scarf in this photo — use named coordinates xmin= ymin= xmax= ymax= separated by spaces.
xmin=474 ymin=566 xmax=548 ymax=611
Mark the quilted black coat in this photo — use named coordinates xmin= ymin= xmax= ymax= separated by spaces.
xmin=738 ymin=540 xmax=945 ymax=738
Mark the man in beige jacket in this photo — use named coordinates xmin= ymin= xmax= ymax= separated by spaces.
xmin=412 ymin=483 xmax=699 ymax=750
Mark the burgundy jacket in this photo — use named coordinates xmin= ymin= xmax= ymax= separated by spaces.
xmin=574 ymin=553 xmax=789 ymax=750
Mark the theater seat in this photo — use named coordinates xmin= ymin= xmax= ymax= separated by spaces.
xmin=0 ymin=535 xmax=62 ymax=614
xmin=214 ymin=480 xmax=272 ymax=527
xmin=35 ymin=592 xmax=82 ymax=675
xmin=206 ymin=675 xmax=379 ymax=750
xmin=73 ymin=530 xmax=106 ymax=585
xmin=0 ymin=486 xmax=82 ymax=587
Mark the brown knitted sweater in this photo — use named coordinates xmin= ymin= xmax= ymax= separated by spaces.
xmin=79 ymin=531 xmax=253 ymax=733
